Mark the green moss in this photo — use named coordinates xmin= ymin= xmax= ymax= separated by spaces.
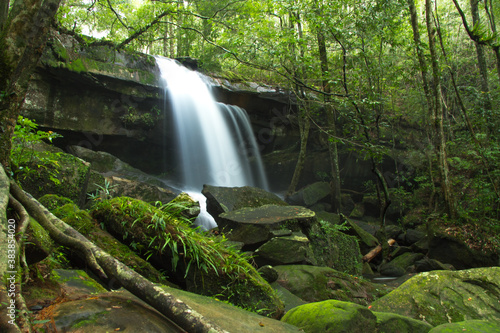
xmin=38 ymin=194 xmax=74 ymax=211
xmin=67 ymin=58 xmax=87 ymax=73
xmin=370 ymin=267 xmax=500 ymax=326
xmin=281 ymin=300 xmax=377 ymax=333
xmin=52 ymin=203 xmax=95 ymax=234
xmin=429 ymin=320 xmax=500 ymax=332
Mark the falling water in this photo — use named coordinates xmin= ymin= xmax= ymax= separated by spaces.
xmin=156 ymin=56 xmax=268 ymax=229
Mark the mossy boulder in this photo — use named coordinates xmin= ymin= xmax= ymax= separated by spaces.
xmin=370 ymin=267 xmax=500 ymax=326
xmin=91 ymin=197 xmax=284 ymax=317
xmin=345 ymin=219 xmax=379 ymax=253
xmin=167 ymin=192 xmax=200 ymax=220
xmin=427 ymin=223 xmax=499 ymax=269
xmin=218 ymin=204 xmax=316 ymax=245
xmin=202 ymin=184 xmax=287 ymax=218
xmin=17 ymin=149 xmax=91 ymax=206
xmin=255 ymin=232 xmax=316 ymax=266
xmin=51 ymin=269 xmax=107 ymax=296
xmin=48 ymin=201 xmax=167 ymax=284
xmin=274 ymin=265 xmax=390 ymax=306
xmin=379 ymin=252 xmax=425 ymax=276
xmin=373 ymin=311 xmax=433 ymax=332
xmin=308 ymin=219 xmax=362 ymax=275
xmin=286 ymin=181 xmax=331 ymax=207
xmin=428 ymin=320 xmax=500 ymax=332
xmin=282 ymin=300 xmax=377 ymax=333
xmin=38 ymin=194 xmax=74 ymax=211
xmin=282 ymin=300 xmax=433 ymax=333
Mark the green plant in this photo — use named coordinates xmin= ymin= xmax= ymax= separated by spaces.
xmin=87 ymin=179 xmax=117 ymax=202
xmin=10 ymin=116 xmax=63 ymax=181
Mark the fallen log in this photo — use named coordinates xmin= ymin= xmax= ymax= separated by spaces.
xmin=362 ymin=239 xmax=396 ymax=263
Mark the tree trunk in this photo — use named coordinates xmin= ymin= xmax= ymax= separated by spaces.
xmin=0 ymin=0 xmax=62 ymax=170
xmin=317 ymin=30 xmax=342 ymax=213
xmin=287 ymin=111 xmax=310 ymax=196
xmin=470 ymin=0 xmax=492 ymax=110
xmin=407 ymin=0 xmax=433 ymax=118
xmin=425 ymin=0 xmax=456 ymax=218
xmin=0 ymin=0 xmax=9 ymax=31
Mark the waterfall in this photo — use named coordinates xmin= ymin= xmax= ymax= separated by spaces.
xmin=156 ymin=56 xmax=268 ymax=229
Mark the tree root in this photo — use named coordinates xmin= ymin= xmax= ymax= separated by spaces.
xmin=8 ymin=179 xmax=228 ymax=333
xmin=9 ymin=181 xmax=107 ymax=280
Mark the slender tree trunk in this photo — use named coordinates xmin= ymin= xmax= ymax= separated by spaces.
xmin=484 ymin=0 xmax=500 ymax=83
xmin=407 ymin=0 xmax=433 ymax=118
xmin=317 ymin=31 xmax=342 ymax=213
xmin=287 ymin=111 xmax=310 ymax=196
xmin=425 ymin=0 xmax=456 ymax=218
xmin=470 ymin=0 xmax=492 ymax=110
xmin=0 ymin=0 xmax=9 ymax=31
xmin=286 ymin=12 xmax=311 ymax=197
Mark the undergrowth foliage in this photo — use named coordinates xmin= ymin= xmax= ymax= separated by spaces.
xmin=10 ymin=116 xmax=62 ymax=182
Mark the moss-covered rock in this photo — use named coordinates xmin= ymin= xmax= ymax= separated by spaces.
xmin=48 ymin=201 xmax=167 ymax=284
xmin=379 ymin=252 xmax=425 ymax=276
xmin=308 ymin=219 xmax=362 ymax=275
xmin=274 ymin=265 xmax=391 ymax=306
xmin=286 ymin=181 xmax=331 ymax=207
xmin=51 ymin=269 xmax=107 ymax=295
xmin=282 ymin=299 xmax=434 ymax=333
xmin=17 ymin=149 xmax=91 ymax=206
xmin=370 ymin=267 xmax=500 ymax=326
xmin=346 ymin=219 xmax=379 ymax=253
xmin=255 ymin=232 xmax=316 ymax=266
xmin=374 ymin=311 xmax=433 ymax=332
xmin=218 ymin=204 xmax=316 ymax=246
xmin=91 ymin=197 xmax=285 ymax=317
xmin=281 ymin=300 xmax=377 ymax=333
xmin=428 ymin=320 xmax=500 ymax=332
xmin=202 ymin=184 xmax=288 ymax=218
xmin=38 ymin=194 xmax=74 ymax=211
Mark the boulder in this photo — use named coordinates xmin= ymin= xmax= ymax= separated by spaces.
xmin=202 ymin=184 xmax=287 ymax=218
xmin=379 ymin=252 xmax=425 ymax=276
xmin=373 ymin=311 xmax=433 ymax=333
xmin=414 ymin=258 xmax=453 ymax=273
xmin=428 ymin=227 xmax=499 ymax=269
xmin=258 ymin=265 xmax=279 ymax=283
xmin=17 ymin=147 xmax=91 ymax=207
xmin=286 ymin=182 xmax=331 ymax=207
xmin=166 ymin=192 xmax=200 ymax=220
xmin=282 ymin=299 xmax=432 ymax=333
xmin=282 ymin=300 xmax=377 ymax=332
xmin=105 ymin=176 xmax=178 ymax=205
xmin=345 ymin=219 xmax=379 ymax=253
xmin=49 ymin=202 xmax=168 ymax=284
xmin=308 ymin=220 xmax=362 ymax=275
xmin=370 ymin=267 xmax=500 ymax=326
xmin=217 ymin=204 xmax=316 ymax=246
xmin=429 ymin=320 xmax=500 ymax=332
xmin=274 ymin=265 xmax=390 ymax=306
xmin=255 ymin=232 xmax=316 ymax=266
